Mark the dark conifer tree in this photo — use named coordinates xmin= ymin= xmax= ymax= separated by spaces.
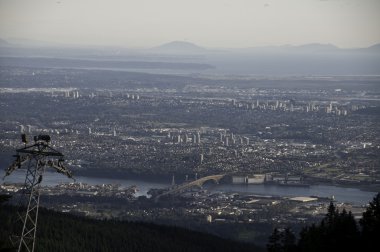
xmin=325 ymin=201 xmax=338 ymax=226
xmin=267 ymin=228 xmax=282 ymax=252
xmin=298 ymin=224 xmax=323 ymax=252
xmin=0 ymin=195 xmax=15 ymax=252
xmin=267 ymin=227 xmax=296 ymax=252
xmin=281 ymin=228 xmax=296 ymax=252
xmin=360 ymin=193 xmax=380 ymax=250
xmin=292 ymin=201 xmax=360 ymax=251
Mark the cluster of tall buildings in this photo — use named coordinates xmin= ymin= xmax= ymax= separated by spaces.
xmin=20 ymin=125 xmax=33 ymax=134
xmin=232 ymin=99 xmax=286 ymax=110
xmin=172 ymin=132 xmax=201 ymax=144
xmin=64 ymin=90 xmax=80 ymax=98
xmin=87 ymin=127 xmax=118 ymax=137
xmin=231 ymin=99 xmax=356 ymax=116
xmin=220 ymin=132 xmax=249 ymax=147
xmin=126 ymin=94 xmax=140 ymax=100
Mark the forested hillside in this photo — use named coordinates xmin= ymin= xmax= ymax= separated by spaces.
xmin=0 ymin=199 xmax=263 ymax=252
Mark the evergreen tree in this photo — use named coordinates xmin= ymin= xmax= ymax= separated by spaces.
xmin=0 ymin=195 xmax=15 ymax=252
xmin=282 ymin=228 xmax=296 ymax=252
xmin=267 ymin=227 xmax=296 ymax=252
xmin=295 ymin=202 xmax=360 ymax=251
xmin=267 ymin=228 xmax=282 ymax=252
xmin=325 ymin=201 xmax=338 ymax=226
xmin=298 ymin=224 xmax=323 ymax=252
xmin=360 ymin=193 xmax=380 ymax=250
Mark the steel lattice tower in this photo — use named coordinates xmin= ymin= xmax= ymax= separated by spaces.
xmin=4 ymin=134 xmax=74 ymax=252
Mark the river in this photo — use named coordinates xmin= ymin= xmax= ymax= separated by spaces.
xmin=2 ymin=169 xmax=377 ymax=205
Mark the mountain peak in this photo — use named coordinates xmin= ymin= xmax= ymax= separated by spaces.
xmin=0 ymin=38 xmax=10 ymax=45
xmin=367 ymin=43 xmax=380 ymax=50
xmin=292 ymin=43 xmax=339 ymax=51
xmin=151 ymin=41 xmax=205 ymax=54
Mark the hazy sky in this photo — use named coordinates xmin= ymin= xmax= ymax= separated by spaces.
xmin=0 ymin=0 xmax=379 ymax=48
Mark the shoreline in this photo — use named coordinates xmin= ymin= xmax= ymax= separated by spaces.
xmin=4 ymin=168 xmax=379 ymax=195
xmin=74 ymin=170 xmax=379 ymax=194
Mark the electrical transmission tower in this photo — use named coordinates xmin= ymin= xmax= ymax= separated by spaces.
xmin=3 ymin=134 xmax=74 ymax=252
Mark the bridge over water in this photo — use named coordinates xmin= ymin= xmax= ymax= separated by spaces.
xmin=155 ymin=174 xmax=225 ymax=201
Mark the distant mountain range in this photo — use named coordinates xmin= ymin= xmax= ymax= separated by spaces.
xmin=150 ymin=41 xmax=380 ymax=54
xmin=0 ymin=38 xmax=379 ymax=75
xmin=1 ymin=37 xmax=379 ymax=54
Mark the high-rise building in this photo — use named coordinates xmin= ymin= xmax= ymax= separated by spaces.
xmin=199 ymin=154 xmax=204 ymax=164
xmin=184 ymin=134 xmax=188 ymax=143
xmin=244 ymin=137 xmax=249 ymax=145
xmin=231 ymin=138 xmax=236 ymax=145
xmin=196 ymin=132 xmax=201 ymax=144
xmin=192 ymin=134 xmax=197 ymax=144
xmin=171 ymin=174 xmax=175 ymax=186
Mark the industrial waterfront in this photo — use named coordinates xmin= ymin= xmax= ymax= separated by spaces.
xmin=3 ymin=169 xmax=376 ymax=205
